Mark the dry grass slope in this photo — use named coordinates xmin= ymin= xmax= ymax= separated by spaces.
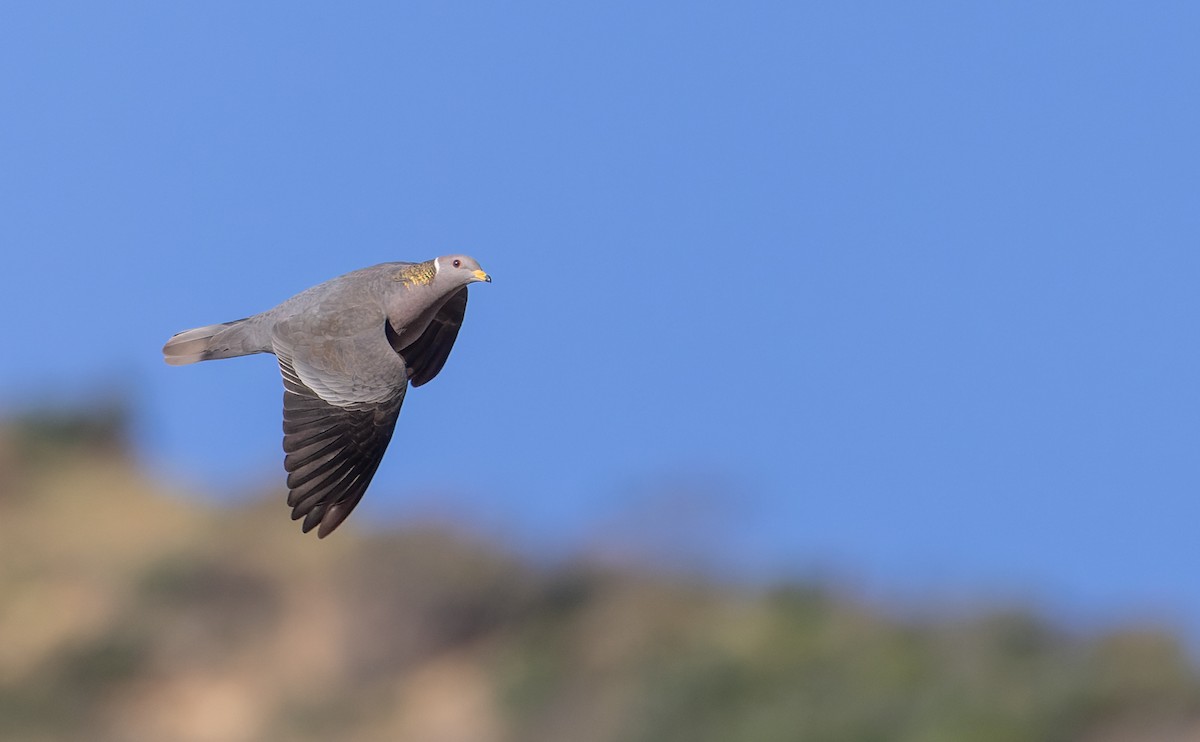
xmin=1 ymin=408 xmax=1198 ymax=742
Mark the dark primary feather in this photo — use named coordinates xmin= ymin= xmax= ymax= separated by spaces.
xmin=278 ymin=356 xmax=406 ymax=538
xmin=395 ymin=287 xmax=469 ymax=387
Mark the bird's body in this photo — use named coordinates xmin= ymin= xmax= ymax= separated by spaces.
xmin=163 ymin=256 xmax=491 ymax=537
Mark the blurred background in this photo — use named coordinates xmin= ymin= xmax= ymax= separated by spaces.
xmin=3 ymin=3 xmax=1200 ymax=740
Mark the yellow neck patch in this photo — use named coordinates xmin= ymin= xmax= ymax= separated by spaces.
xmin=393 ymin=260 xmax=437 ymax=287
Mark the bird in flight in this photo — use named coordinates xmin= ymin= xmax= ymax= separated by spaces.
xmin=163 ymin=256 xmax=491 ymax=537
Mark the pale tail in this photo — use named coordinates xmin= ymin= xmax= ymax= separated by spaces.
xmin=162 ymin=318 xmax=262 ymax=366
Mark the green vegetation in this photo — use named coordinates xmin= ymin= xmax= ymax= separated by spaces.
xmin=0 ymin=409 xmax=1197 ymax=741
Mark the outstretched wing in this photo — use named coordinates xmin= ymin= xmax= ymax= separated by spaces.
xmin=400 ymin=287 xmax=468 ymax=387
xmin=274 ymin=318 xmax=409 ymax=537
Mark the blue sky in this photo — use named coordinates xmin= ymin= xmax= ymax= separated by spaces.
xmin=3 ymin=3 xmax=1199 ymax=630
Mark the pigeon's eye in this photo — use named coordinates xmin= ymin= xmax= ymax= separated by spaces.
xmin=453 ymin=259 xmax=461 ymax=268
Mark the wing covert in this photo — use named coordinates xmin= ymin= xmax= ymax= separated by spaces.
xmin=274 ymin=319 xmax=409 ymax=537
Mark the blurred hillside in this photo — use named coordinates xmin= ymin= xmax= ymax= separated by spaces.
xmin=2 ymin=407 xmax=1199 ymax=742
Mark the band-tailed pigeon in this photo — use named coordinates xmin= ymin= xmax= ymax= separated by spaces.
xmin=162 ymin=256 xmax=491 ymax=537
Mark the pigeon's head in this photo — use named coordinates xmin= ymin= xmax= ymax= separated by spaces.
xmin=436 ymin=255 xmax=491 ymax=286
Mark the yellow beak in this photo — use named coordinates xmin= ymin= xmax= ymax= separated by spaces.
xmin=473 ymin=269 xmax=492 ymax=283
